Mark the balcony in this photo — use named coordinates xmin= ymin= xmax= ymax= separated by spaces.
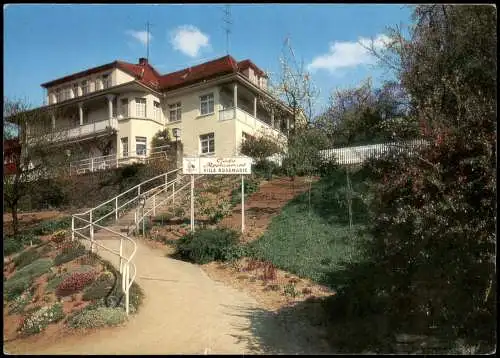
xmin=29 ymin=117 xmax=119 ymax=143
xmin=218 ymin=107 xmax=286 ymax=137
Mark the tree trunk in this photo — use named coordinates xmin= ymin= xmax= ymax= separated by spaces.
xmin=11 ymin=202 xmax=19 ymax=236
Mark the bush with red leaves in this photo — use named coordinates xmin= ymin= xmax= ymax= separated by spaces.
xmin=56 ymin=271 xmax=97 ymax=297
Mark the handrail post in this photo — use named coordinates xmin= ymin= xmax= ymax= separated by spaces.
xmin=165 ymin=173 xmax=168 ymax=190
xmin=90 ymin=211 xmax=94 ymax=253
xmin=115 ymin=197 xmax=118 ymax=222
xmin=125 ymin=264 xmax=130 ymax=316
xmin=138 ymin=185 xmax=141 ymax=197
xmin=172 ymin=181 xmax=175 ymax=205
xmin=91 ymin=158 xmax=94 ymax=172
xmin=153 ymin=195 xmax=156 ymax=217
xmin=119 ymin=239 xmax=123 ymax=274
xmin=71 ymin=216 xmax=74 ymax=241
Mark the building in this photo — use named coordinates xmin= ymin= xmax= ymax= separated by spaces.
xmin=3 ymin=138 xmax=20 ymax=176
xmin=27 ymin=55 xmax=299 ymax=174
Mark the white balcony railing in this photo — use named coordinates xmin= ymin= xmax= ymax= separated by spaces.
xmin=69 ymin=145 xmax=172 ymax=176
xmin=219 ymin=107 xmax=284 ymax=136
xmin=29 ymin=118 xmax=119 ymax=143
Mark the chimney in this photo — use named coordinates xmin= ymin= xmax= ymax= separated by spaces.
xmin=139 ymin=57 xmax=148 ymax=65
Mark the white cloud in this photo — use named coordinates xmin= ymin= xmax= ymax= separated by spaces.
xmin=170 ymin=25 xmax=210 ymax=58
xmin=307 ymin=34 xmax=390 ymax=74
xmin=126 ymin=30 xmax=152 ymax=46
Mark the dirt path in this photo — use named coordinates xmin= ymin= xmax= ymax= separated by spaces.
xmin=221 ymin=176 xmax=318 ymax=242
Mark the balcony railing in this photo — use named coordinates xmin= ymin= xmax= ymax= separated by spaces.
xmin=69 ymin=145 xmax=172 ymax=176
xmin=219 ymin=107 xmax=285 ymax=136
xmin=29 ymin=118 xmax=119 ymax=142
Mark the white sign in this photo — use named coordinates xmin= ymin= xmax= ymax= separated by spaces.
xmin=199 ymin=157 xmax=252 ymax=175
xmin=182 ymin=157 xmax=200 ymax=175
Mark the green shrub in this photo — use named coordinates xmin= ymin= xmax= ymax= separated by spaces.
xmin=68 ymin=307 xmax=127 ymax=329
xmin=82 ymin=272 xmax=115 ymax=301
xmin=230 ymin=177 xmax=260 ymax=206
xmin=8 ymin=258 xmax=53 ymax=284
xmin=154 ymin=212 xmax=173 ymax=223
xmin=20 ymin=303 xmax=65 ymax=336
xmin=46 ymin=275 xmax=66 ymax=293
xmin=14 ymin=248 xmax=42 ymax=269
xmin=4 ymin=237 xmax=24 ymax=256
xmin=54 ymin=242 xmax=86 ymax=266
xmin=173 ymin=207 xmax=185 ymax=218
xmin=4 ymin=276 xmax=32 ymax=301
xmin=32 ymin=217 xmax=71 ymax=235
xmin=4 ymin=233 xmax=42 ymax=256
xmin=174 ymin=228 xmax=243 ymax=264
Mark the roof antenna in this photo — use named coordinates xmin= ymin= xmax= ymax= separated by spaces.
xmin=222 ymin=5 xmax=232 ymax=55
xmin=146 ymin=21 xmax=152 ymax=62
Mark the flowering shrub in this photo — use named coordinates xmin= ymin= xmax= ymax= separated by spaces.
xmin=20 ymin=303 xmax=65 ymax=336
xmin=56 ymin=271 xmax=97 ymax=297
xmin=51 ymin=230 xmax=68 ymax=244
xmin=68 ymin=307 xmax=126 ymax=329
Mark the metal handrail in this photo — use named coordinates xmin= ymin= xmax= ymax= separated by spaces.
xmin=71 ymin=167 xmax=183 ymax=315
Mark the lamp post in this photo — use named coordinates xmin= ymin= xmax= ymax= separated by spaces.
xmin=173 ymin=128 xmax=181 ymax=168
xmin=65 ymin=149 xmax=71 ymax=176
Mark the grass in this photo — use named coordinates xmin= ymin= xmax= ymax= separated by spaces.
xmin=248 ymin=167 xmax=372 ymax=288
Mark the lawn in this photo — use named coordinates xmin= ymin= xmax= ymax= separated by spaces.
xmin=248 ymin=167 xmax=372 ymax=288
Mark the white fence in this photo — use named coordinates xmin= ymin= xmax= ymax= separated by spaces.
xmin=319 ymin=139 xmax=428 ymax=165
xmin=69 ymin=145 xmax=172 ymax=175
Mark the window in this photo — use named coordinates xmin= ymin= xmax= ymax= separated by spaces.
xmin=136 ymin=136 xmax=147 ymax=156
xmin=168 ymin=102 xmax=181 ymax=122
xmin=81 ymin=80 xmax=89 ymax=95
xmin=153 ymin=101 xmax=161 ymax=122
xmin=73 ymin=83 xmax=79 ymax=97
xmin=135 ymin=98 xmax=146 ymax=117
xmin=200 ymin=133 xmax=215 ymax=154
xmin=55 ymin=88 xmax=62 ymax=103
xmin=121 ymin=137 xmax=129 ymax=157
xmin=120 ymin=98 xmax=129 ymax=117
xmin=102 ymin=74 xmax=111 ymax=89
xmin=200 ymin=93 xmax=214 ymax=115
xmin=112 ymin=97 xmax=117 ymax=117
xmin=63 ymin=87 xmax=71 ymax=100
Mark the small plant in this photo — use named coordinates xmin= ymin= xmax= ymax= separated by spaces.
xmin=261 ymin=262 xmax=277 ymax=281
xmin=56 ymin=271 xmax=97 ymax=297
xmin=82 ymin=273 xmax=115 ymax=301
xmin=4 ymin=259 xmax=54 ymax=300
xmin=302 ymin=287 xmax=313 ymax=295
xmin=13 ymin=247 xmax=42 ymax=269
xmin=155 ymin=212 xmax=173 ymax=223
xmin=173 ymin=207 xmax=185 ymax=218
xmin=283 ymin=283 xmax=299 ymax=297
xmin=20 ymin=303 xmax=65 ymax=335
xmin=4 ymin=233 xmax=42 ymax=256
xmin=54 ymin=242 xmax=86 ymax=266
xmin=68 ymin=306 xmax=127 ymax=329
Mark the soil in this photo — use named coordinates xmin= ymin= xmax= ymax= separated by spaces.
xmin=219 ymin=176 xmax=318 ymax=243
xmin=3 ymin=210 xmax=65 ymax=236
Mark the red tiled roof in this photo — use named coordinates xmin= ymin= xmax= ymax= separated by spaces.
xmin=41 ymin=55 xmax=268 ymax=92
xmin=116 ymin=61 xmax=161 ymax=90
xmin=159 ymin=55 xmax=239 ymax=90
xmin=41 ymin=62 xmax=118 ymax=88
xmin=237 ymin=59 xmax=267 ymax=78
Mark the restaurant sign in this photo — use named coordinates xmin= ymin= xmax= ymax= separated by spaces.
xmin=183 ymin=157 xmax=252 ymax=175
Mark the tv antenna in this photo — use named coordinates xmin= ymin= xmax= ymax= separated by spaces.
xmin=146 ymin=21 xmax=153 ymax=62
xmin=222 ymin=5 xmax=232 ymax=55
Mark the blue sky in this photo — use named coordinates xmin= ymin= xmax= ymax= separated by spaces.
xmin=4 ymin=4 xmax=413 ymax=114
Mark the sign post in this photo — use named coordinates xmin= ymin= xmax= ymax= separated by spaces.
xmin=241 ymin=174 xmax=245 ymax=232
xmin=183 ymin=157 xmax=252 ymax=234
xmin=190 ymin=174 xmax=195 ymax=232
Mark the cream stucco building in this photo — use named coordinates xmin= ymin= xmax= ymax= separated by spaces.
xmin=27 ymin=56 xmax=298 ymax=173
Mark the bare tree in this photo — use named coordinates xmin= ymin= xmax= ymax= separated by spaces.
xmin=3 ymin=98 xmax=68 ymax=235
xmin=259 ymin=36 xmax=320 ymax=133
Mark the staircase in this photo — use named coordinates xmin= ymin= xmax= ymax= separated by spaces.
xmin=72 ymin=168 xmax=207 ymax=315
